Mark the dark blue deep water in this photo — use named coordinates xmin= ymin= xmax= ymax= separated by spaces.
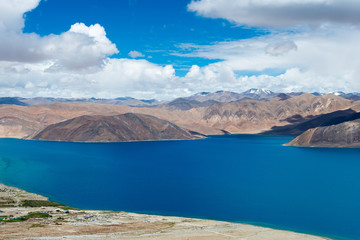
xmin=1 ymin=135 xmax=360 ymax=239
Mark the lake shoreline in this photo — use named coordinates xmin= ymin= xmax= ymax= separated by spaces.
xmin=0 ymin=135 xmax=207 ymax=144
xmin=0 ymin=182 xmax=329 ymax=240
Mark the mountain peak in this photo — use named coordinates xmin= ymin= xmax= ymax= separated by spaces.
xmin=243 ymin=88 xmax=274 ymax=95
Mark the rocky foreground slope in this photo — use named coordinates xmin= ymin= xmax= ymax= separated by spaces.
xmin=286 ymin=119 xmax=360 ymax=147
xmin=33 ymin=113 xmax=202 ymax=142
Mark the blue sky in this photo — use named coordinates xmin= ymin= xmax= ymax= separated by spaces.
xmin=23 ymin=0 xmax=265 ymax=76
xmin=1 ymin=0 xmax=360 ymax=99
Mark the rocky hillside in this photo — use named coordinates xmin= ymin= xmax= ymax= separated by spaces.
xmin=32 ymin=113 xmax=203 ymax=142
xmin=264 ymin=109 xmax=360 ymax=135
xmin=198 ymin=93 xmax=354 ymax=133
xmin=0 ymin=103 xmax=135 ymax=138
xmin=286 ymin=119 xmax=360 ymax=147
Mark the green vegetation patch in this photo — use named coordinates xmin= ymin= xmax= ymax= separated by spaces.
xmin=22 ymin=212 xmax=51 ymax=220
xmin=0 ymin=217 xmax=24 ymax=223
xmin=22 ymin=200 xmax=64 ymax=207
xmin=0 ymin=212 xmax=52 ymax=223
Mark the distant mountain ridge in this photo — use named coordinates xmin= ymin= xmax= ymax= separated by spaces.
xmin=0 ymin=97 xmax=28 ymax=106
xmin=161 ymin=89 xmax=296 ymax=110
xmin=0 ymin=97 xmax=162 ymax=107
xmin=1 ymin=89 xmax=359 ymax=108
xmin=186 ymin=90 xmax=246 ymax=102
xmin=0 ymin=93 xmax=357 ymax=137
xmin=0 ymin=92 xmax=359 ymax=143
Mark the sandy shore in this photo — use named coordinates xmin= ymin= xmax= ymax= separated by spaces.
xmin=0 ymin=183 xmax=329 ymax=240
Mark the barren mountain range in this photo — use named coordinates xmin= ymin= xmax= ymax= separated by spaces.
xmin=1 ymin=90 xmax=360 ymax=145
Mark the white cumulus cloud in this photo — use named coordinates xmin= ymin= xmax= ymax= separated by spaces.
xmin=175 ymin=24 xmax=360 ymax=93
xmin=1 ymin=0 xmax=360 ymax=100
xmin=0 ymin=0 xmax=187 ymax=100
xmin=0 ymin=23 xmax=118 ymax=73
xmin=188 ymin=0 xmax=360 ymax=28
xmin=183 ymin=0 xmax=360 ymax=94
xmin=0 ymin=58 xmax=181 ymax=100
xmin=0 ymin=0 xmax=118 ymax=73
xmin=0 ymin=0 xmax=41 ymax=32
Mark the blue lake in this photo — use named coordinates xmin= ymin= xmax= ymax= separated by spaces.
xmin=1 ymin=135 xmax=360 ymax=239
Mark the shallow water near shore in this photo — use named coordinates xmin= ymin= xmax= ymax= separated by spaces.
xmin=1 ymin=135 xmax=360 ymax=239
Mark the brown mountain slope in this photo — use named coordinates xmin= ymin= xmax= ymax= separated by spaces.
xmin=263 ymin=109 xmax=360 ymax=135
xmin=0 ymin=103 xmax=135 ymax=138
xmin=32 ymin=113 xmax=203 ymax=142
xmin=196 ymin=93 xmax=355 ymax=133
xmin=286 ymin=119 xmax=360 ymax=147
xmin=0 ymin=93 xmax=357 ymax=139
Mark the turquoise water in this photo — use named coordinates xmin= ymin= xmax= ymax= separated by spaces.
xmin=1 ymin=135 xmax=360 ymax=239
